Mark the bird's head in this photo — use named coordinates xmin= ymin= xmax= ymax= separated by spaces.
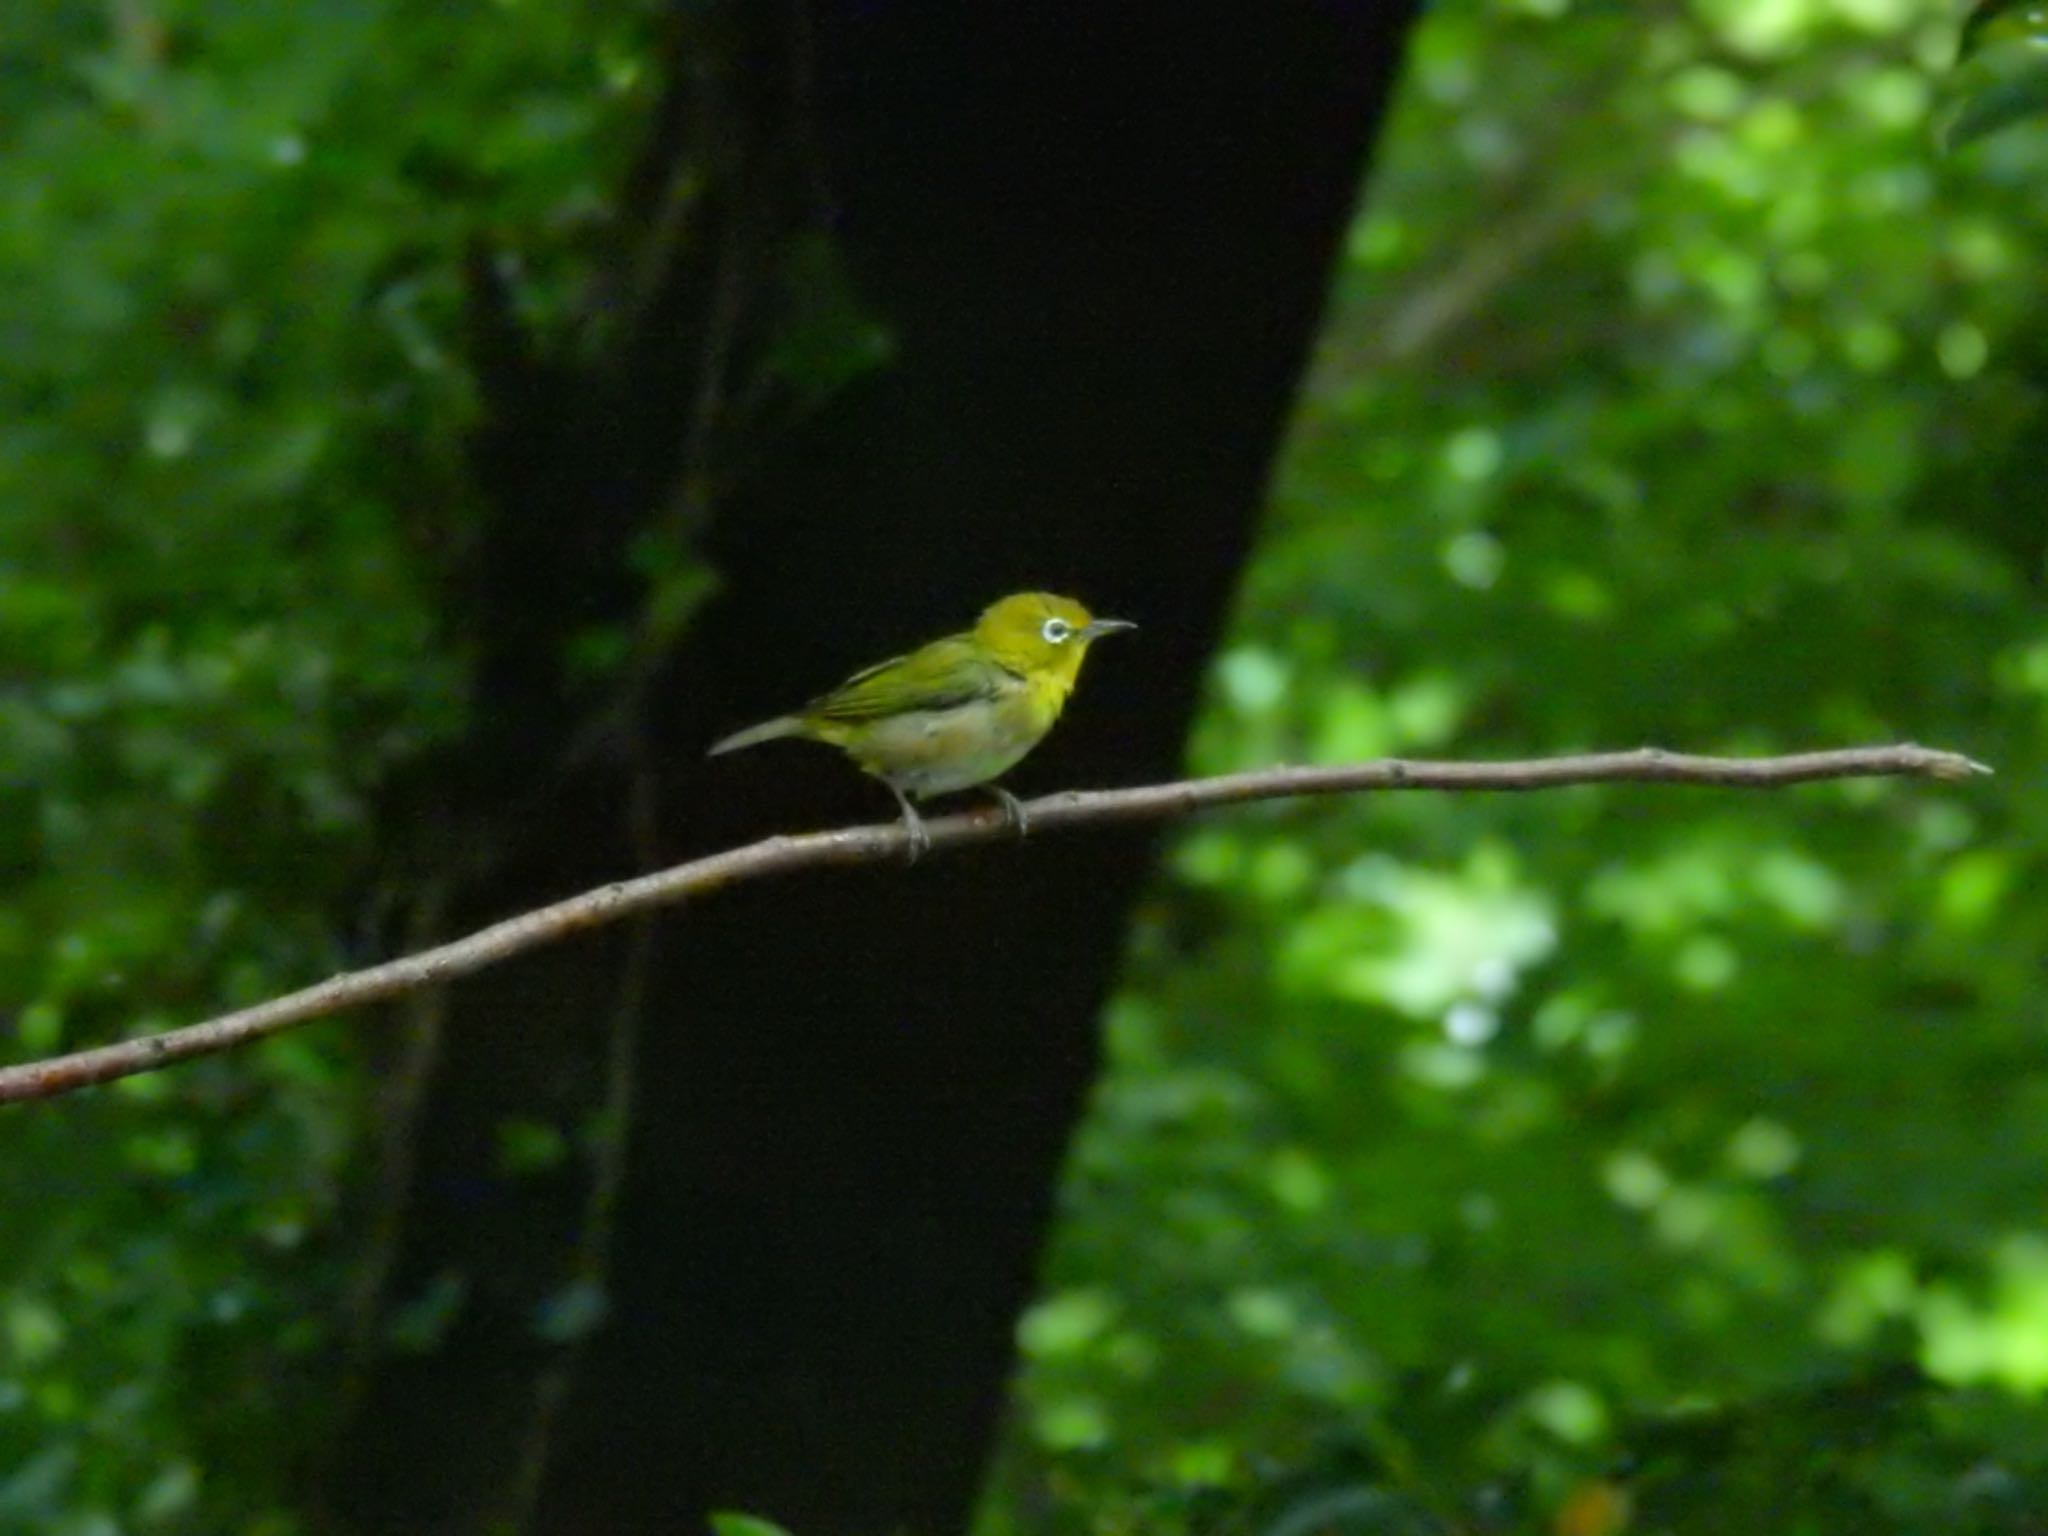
xmin=974 ymin=591 xmax=1136 ymax=685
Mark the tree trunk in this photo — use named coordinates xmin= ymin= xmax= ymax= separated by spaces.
xmin=324 ymin=6 xmax=1418 ymax=1533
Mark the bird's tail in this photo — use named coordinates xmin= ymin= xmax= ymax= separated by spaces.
xmin=707 ymin=715 xmax=806 ymax=756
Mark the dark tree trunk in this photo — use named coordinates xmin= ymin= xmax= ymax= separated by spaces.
xmin=323 ymin=5 xmax=1418 ymax=1534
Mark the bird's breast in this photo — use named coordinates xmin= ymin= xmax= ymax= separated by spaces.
xmin=846 ymin=677 xmax=1066 ymax=798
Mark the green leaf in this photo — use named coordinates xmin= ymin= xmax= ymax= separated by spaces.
xmin=1958 ymin=0 xmax=2048 ymax=66
xmin=708 ymin=1514 xmax=797 ymax=1536
xmin=1945 ymin=2 xmax=2048 ymax=149
xmin=1943 ymin=51 xmax=2048 ymax=150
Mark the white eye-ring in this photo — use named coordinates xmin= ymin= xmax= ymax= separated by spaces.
xmin=1041 ymin=617 xmax=1073 ymax=644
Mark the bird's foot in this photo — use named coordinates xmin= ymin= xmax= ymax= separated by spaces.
xmin=989 ymin=786 xmax=1031 ymax=839
xmin=884 ymin=783 xmax=933 ymax=863
xmin=898 ymin=801 xmax=932 ymax=864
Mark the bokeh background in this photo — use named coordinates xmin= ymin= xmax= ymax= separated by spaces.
xmin=4 ymin=2 xmax=2048 ymax=1533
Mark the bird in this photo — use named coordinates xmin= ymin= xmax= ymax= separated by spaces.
xmin=708 ymin=591 xmax=1136 ymax=858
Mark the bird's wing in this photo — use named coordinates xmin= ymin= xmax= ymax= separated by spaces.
xmin=806 ymin=634 xmax=1016 ymax=724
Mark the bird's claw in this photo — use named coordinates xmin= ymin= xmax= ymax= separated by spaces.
xmin=989 ymin=787 xmax=1032 ymax=839
xmin=888 ymin=787 xmax=932 ymax=864
xmin=904 ymin=820 xmax=932 ymax=863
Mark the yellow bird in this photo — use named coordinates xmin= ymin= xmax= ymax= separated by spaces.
xmin=709 ymin=591 xmax=1136 ymax=857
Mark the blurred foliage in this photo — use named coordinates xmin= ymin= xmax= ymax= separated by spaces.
xmin=0 ymin=1 xmax=665 ymax=1530
xmin=989 ymin=0 xmax=2048 ymax=1532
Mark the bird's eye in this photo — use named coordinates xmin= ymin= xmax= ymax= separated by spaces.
xmin=1041 ymin=618 xmax=1073 ymax=644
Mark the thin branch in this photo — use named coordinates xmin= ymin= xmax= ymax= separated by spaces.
xmin=0 ymin=744 xmax=1988 ymax=1106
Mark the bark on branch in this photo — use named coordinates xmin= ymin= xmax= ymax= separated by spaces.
xmin=0 ymin=744 xmax=1988 ymax=1106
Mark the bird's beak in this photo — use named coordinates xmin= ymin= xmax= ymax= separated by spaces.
xmin=1081 ymin=618 xmax=1137 ymax=640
